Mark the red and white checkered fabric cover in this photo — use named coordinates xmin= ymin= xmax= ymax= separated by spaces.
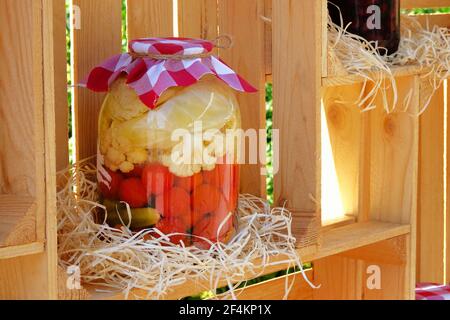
xmin=81 ymin=37 xmax=257 ymax=109
xmin=416 ymin=283 xmax=450 ymax=300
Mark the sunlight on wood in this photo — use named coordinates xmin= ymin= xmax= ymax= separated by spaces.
xmin=321 ymin=102 xmax=345 ymax=222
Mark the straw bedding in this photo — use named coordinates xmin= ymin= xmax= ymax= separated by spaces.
xmin=57 ymin=160 xmax=316 ymax=300
xmin=328 ymin=13 xmax=450 ymax=114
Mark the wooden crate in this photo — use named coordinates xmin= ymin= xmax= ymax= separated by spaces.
xmin=0 ymin=0 xmax=448 ymax=299
xmin=0 ymin=0 xmax=62 ymax=298
xmin=0 ymin=0 xmax=45 ymax=256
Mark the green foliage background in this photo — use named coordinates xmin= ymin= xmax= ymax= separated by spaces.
xmin=405 ymin=7 xmax=450 ymax=14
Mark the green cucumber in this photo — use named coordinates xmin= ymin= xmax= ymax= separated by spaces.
xmin=103 ymin=200 xmax=161 ymax=229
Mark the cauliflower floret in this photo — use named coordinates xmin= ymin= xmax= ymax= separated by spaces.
xmin=100 ymin=128 xmax=113 ymax=155
xmin=115 ymin=135 xmax=133 ymax=153
xmin=201 ymin=131 xmax=229 ymax=171
xmin=159 ymin=131 xmax=236 ymax=176
xmin=106 ymin=147 xmax=126 ymax=166
xmin=104 ymin=157 xmax=119 ymax=172
xmin=119 ymin=161 xmax=134 ymax=173
xmin=204 ymin=132 xmax=227 ymax=159
xmin=201 ymin=161 xmax=216 ymax=172
xmin=160 ymin=137 xmax=204 ymax=177
xmin=161 ymin=153 xmax=202 ymax=177
xmin=126 ymin=149 xmax=148 ymax=164
xmin=103 ymin=78 xmax=149 ymax=122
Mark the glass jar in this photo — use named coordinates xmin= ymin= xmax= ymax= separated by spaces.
xmin=85 ymin=37 xmax=256 ymax=248
xmin=329 ymin=0 xmax=401 ymax=54
xmin=97 ymin=75 xmax=241 ymax=248
xmin=82 ymin=38 xmax=256 ymax=248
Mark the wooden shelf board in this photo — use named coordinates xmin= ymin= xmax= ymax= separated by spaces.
xmin=310 ymin=221 xmax=410 ymax=262
xmin=322 ymin=65 xmax=428 ymax=87
xmin=0 ymin=195 xmax=37 ymax=248
xmin=321 ymin=214 xmax=356 ymax=232
xmin=0 ymin=242 xmax=44 ymax=260
xmin=268 ymin=65 xmax=444 ymax=86
xmin=81 ymin=220 xmax=410 ymax=300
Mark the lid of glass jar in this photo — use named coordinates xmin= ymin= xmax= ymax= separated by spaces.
xmin=129 ymin=37 xmax=214 ymax=56
xmin=81 ymin=37 xmax=257 ymax=109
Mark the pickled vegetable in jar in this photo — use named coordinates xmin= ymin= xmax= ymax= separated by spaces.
xmin=329 ymin=0 xmax=400 ymax=54
xmin=82 ymin=38 xmax=256 ymax=248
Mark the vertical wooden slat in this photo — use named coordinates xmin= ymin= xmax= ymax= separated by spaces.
xmin=417 ymin=86 xmax=446 ymax=283
xmin=313 ymin=255 xmax=362 ymax=300
xmin=367 ymin=76 xmax=419 ymax=299
xmin=178 ymin=0 xmax=217 ymax=39
xmin=264 ymin=0 xmax=272 ymax=77
xmin=72 ymin=0 xmax=122 ymax=161
xmin=361 ymin=235 xmax=413 ymax=300
xmin=358 ymin=111 xmax=372 ymax=222
xmin=41 ymin=0 xmax=61 ymax=299
xmin=0 ymin=0 xmax=38 ymax=196
xmin=273 ymin=0 xmax=322 ymax=212
xmin=33 ymin=0 xmax=46 ymax=245
xmin=321 ymin=0 xmax=328 ymax=78
xmin=218 ymin=0 xmax=267 ymax=197
xmin=447 ymin=79 xmax=450 ymax=284
xmin=369 ymin=76 xmax=419 ymax=225
xmin=127 ymin=0 xmax=174 ymax=39
xmin=406 ymin=234 xmax=416 ymax=299
xmin=53 ymin=0 xmax=69 ymax=171
xmin=362 ymin=262 xmax=407 ymax=300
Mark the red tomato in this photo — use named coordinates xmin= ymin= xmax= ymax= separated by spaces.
xmin=123 ymin=164 xmax=144 ymax=178
xmin=202 ymin=166 xmax=220 ymax=186
xmin=168 ymin=187 xmax=191 ymax=217
xmin=227 ymin=192 xmax=238 ymax=212
xmin=192 ymin=214 xmax=233 ymax=248
xmin=214 ymin=164 xmax=238 ymax=211
xmin=203 ymin=164 xmax=235 ymax=190
xmin=173 ymin=172 xmax=203 ymax=193
xmin=215 ymin=195 xmax=230 ymax=219
xmin=141 ymin=163 xmax=173 ymax=197
xmin=118 ymin=178 xmax=148 ymax=208
xmin=99 ymin=168 xmax=123 ymax=200
xmin=155 ymin=218 xmax=191 ymax=245
xmin=224 ymin=164 xmax=239 ymax=212
xmin=192 ymin=184 xmax=222 ymax=216
xmin=155 ymin=187 xmax=191 ymax=225
xmin=154 ymin=191 xmax=169 ymax=215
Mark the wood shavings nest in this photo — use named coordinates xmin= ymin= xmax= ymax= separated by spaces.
xmin=328 ymin=14 xmax=450 ymax=114
xmin=57 ymin=159 xmax=315 ymax=300
xmin=392 ymin=16 xmax=450 ymax=114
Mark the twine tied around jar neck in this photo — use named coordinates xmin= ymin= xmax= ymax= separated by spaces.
xmin=129 ymin=35 xmax=234 ymax=60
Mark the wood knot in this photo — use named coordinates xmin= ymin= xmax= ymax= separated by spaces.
xmin=327 ymin=104 xmax=345 ymax=130
xmin=383 ymin=115 xmax=396 ymax=137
